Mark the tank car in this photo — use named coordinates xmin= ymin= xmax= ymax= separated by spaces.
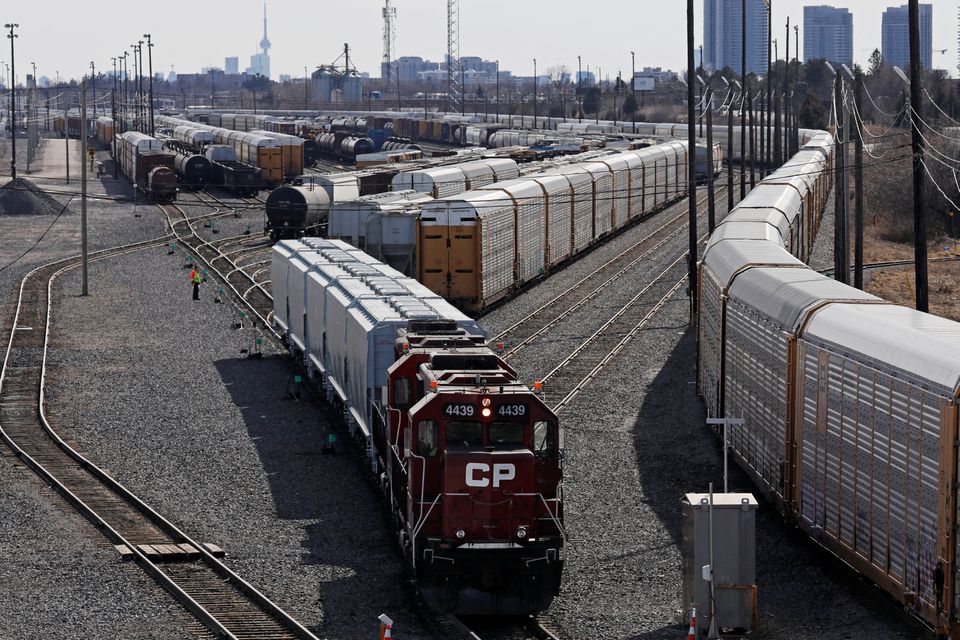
xmin=173 ymin=152 xmax=213 ymax=190
xmin=339 ymin=136 xmax=375 ymax=161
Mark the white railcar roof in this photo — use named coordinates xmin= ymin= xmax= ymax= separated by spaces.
xmin=728 ymin=267 xmax=881 ymax=330
xmin=701 ymin=239 xmax=803 ymax=288
xmin=803 ymin=304 xmax=960 ymax=394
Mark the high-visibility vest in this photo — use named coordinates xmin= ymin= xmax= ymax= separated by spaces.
xmin=191 ymin=271 xmax=202 ymax=284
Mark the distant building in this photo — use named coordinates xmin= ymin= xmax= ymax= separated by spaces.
xmin=279 ymin=74 xmax=291 ymax=82
xmin=804 ymin=6 xmax=853 ymax=66
xmin=312 ymin=66 xmax=362 ymax=104
xmin=576 ymin=70 xmax=596 ymax=87
xmin=245 ymin=3 xmax=271 ymax=78
xmin=387 ymin=55 xmax=504 ymax=85
xmin=225 ymin=57 xmax=240 ymax=75
xmin=881 ymin=4 xmax=932 ymax=70
xmin=703 ymin=0 xmax=769 ymax=76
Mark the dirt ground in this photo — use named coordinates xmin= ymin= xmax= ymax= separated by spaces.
xmin=860 ymin=220 xmax=960 ymax=321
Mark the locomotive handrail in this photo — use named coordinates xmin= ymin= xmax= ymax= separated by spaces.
xmin=411 ymin=494 xmax=442 ymax=569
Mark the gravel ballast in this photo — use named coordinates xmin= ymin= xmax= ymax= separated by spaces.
xmin=46 ymin=242 xmax=431 ymax=640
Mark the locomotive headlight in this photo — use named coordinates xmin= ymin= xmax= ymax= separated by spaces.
xmin=481 ymin=398 xmax=491 ymax=407
xmin=516 ymin=526 xmax=528 ymax=540
xmin=481 ymin=407 xmax=492 ymax=417
xmin=455 ymin=529 xmax=466 ymax=540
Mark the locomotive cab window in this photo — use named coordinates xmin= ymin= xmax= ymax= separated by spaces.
xmin=417 ymin=420 xmax=439 ymax=458
xmin=489 ymin=422 xmax=525 ymax=449
xmin=394 ymin=378 xmax=413 ymax=410
xmin=446 ymin=421 xmax=483 ymax=449
xmin=533 ymin=421 xmax=557 ymax=456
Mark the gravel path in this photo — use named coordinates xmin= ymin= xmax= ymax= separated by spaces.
xmin=46 ymin=241 xmax=432 ymax=640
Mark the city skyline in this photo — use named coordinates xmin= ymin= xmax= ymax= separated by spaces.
xmin=2 ymin=0 xmax=959 ymax=86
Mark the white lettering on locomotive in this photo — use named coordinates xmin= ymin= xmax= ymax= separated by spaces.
xmin=466 ymin=462 xmax=516 ymax=488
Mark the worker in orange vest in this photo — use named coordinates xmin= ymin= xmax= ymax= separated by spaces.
xmin=190 ymin=268 xmax=202 ymax=300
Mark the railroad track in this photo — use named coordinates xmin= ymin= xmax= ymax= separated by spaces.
xmin=818 ymin=253 xmax=960 ymax=277
xmin=159 ymin=199 xmax=277 ymax=336
xmin=0 ymin=244 xmax=318 ymax=639
xmin=493 ymin=179 xmax=735 ymax=360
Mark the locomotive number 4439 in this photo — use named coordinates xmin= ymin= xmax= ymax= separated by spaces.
xmin=497 ymin=404 xmax=527 ymax=417
xmin=444 ymin=403 xmax=476 ymax=417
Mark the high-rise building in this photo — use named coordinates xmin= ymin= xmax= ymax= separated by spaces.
xmin=881 ymin=4 xmax=932 ymax=70
xmin=703 ymin=0 xmax=770 ymax=76
xmin=225 ymin=57 xmax=239 ymax=75
xmin=803 ymin=6 xmax=853 ymax=66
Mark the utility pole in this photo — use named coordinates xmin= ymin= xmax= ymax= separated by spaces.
xmin=144 ymin=34 xmax=154 ymax=137
xmin=706 ymin=83 xmax=716 ymax=231
xmin=6 ymin=23 xmax=18 ymax=179
xmin=765 ymin=0 xmax=772 ymax=171
xmin=687 ymin=0 xmax=698 ymax=323
xmin=137 ymin=41 xmax=144 ymax=131
xmin=793 ymin=24 xmax=800 ymax=155
xmin=111 ymin=88 xmax=118 ymax=180
xmin=577 ymin=56 xmax=583 ymax=123
xmin=533 ymin=58 xmax=538 ymax=130
xmin=739 ymin=0 xmax=746 ymax=201
xmin=832 ymin=70 xmax=848 ymax=285
xmin=783 ymin=18 xmax=790 ymax=166
xmin=748 ymin=87 xmax=755 ymax=188
xmin=908 ymin=0 xmax=928 ymax=312
xmin=727 ymin=80 xmax=735 ymax=212
xmin=495 ymin=60 xmax=500 ymax=121
xmin=90 ymin=62 xmax=97 ymax=116
xmin=80 ymin=79 xmax=89 ymax=296
xmin=631 ymin=51 xmax=636 ymax=134
xmin=63 ymin=89 xmax=69 ymax=184
xmin=698 ymin=46 xmax=703 ymax=138
xmin=854 ymin=70 xmax=864 ymax=290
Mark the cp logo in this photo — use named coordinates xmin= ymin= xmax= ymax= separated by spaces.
xmin=465 ymin=463 xmax=516 ymax=488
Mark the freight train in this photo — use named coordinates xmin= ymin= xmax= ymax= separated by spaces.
xmin=263 ymin=175 xmax=359 ymax=240
xmin=115 ymin=131 xmax=178 ymax=202
xmin=696 ymin=127 xmax=960 ymax=638
xmin=271 ymin=238 xmax=564 ymax=615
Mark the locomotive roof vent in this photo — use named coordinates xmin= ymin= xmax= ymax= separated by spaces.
xmin=430 ymin=353 xmax=500 ymax=372
xmin=408 ymin=320 xmax=461 ymax=335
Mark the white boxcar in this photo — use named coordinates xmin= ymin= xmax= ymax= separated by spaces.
xmin=796 ymin=304 xmax=960 ymax=611
xmin=478 ymin=179 xmax=547 ymax=284
xmin=392 ymin=166 xmax=467 ymax=198
xmin=723 ymin=268 xmax=880 ymax=502
xmin=529 ymin=174 xmax=574 ymax=266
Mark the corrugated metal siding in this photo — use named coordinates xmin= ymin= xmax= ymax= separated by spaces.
xmin=698 ymin=267 xmax=724 ymax=418
xmin=478 ymin=207 xmax=515 ymax=304
xmin=798 ymin=341 xmax=943 ymax=610
xmin=516 ymin=196 xmax=546 ymax=284
xmin=724 ymin=298 xmax=790 ymax=499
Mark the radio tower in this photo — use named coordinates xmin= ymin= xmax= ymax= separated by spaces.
xmin=382 ymin=0 xmax=396 ymax=82
xmin=447 ymin=0 xmax=461 ymax=112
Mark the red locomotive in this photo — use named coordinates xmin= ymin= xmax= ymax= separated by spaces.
xmin=373 ymin=320 xmax=565 ymax=615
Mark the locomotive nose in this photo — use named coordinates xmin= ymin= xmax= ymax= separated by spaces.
xmin=442 ymin=451 xmax=537 ymax=542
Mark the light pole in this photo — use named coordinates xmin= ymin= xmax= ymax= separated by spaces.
xmin=130 ymin=44 xmax=138 ymax=129
xmin=533 ymin=58 xmax=538 ymax=129
xmin=121 ymin=52 xmax=128 ymax=132
xmin=6 ymin=23 xmax=19 ymax=179
xmin=90 ymin=62 xmax=96 ymax=116
xmin=495 ymin=60 xmax=500 ymax=121
xmin=631 ymin=50 xmax=636 ymax=134
xmin=143 ymin=34 xmax=154 ymax=137
xmin=136 ymin=40 xmax=144 ymax=132
xmin=577 ymin=55 xmax=582 ymax=123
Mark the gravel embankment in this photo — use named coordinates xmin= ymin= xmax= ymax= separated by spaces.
xmin=46 ymin=243 xmax=432 ymax=640
xmin=478 ymin=177 xmax=923 ymax=639
xmin=0 ymin=140 xmax=202 ymax=639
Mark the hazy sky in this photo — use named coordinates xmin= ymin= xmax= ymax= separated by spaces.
xmin=4 ymin=1 xmax=959 ymax=83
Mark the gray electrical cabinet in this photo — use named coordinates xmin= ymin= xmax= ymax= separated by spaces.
xmin=682 ymin=492 xmax=758 ymax=636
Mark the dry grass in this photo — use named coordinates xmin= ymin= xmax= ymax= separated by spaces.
xmin=860 ymin=217 xmax=960 ymax=321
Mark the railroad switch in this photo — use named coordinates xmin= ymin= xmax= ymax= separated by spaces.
xmin=244 ymin=224 xmax=252 ymax=235
xmin=246 ymin=335 xmax=264 ymax=360
xmin=167 ymin=241 xmax=177 ymax=255
xmin=215 ymin=286 xmax=225 ymax=304
xmin=183 ymin=255 xmax=194 ymax=269
xmin=200 ymin=268 xmax=209 ymax=283
xmin=233 ymin=310 xmax=246 ymax=330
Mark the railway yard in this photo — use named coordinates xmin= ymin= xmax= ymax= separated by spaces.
xmin=0 ymin=116 xmax=946 ymax=640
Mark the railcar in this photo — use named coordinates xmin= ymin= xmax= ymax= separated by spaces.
xmin=695 ymin=126 xmax=960 ymax=639
xmin=115 ymin=131 xmax=178 ymax=202
xmin=418 ymin=141 xmax=689 ymax=311
xmin=264 ymin=176 xmax=359 ymax=240
xmin=270 ymin=239 xmax=565 ymax=615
